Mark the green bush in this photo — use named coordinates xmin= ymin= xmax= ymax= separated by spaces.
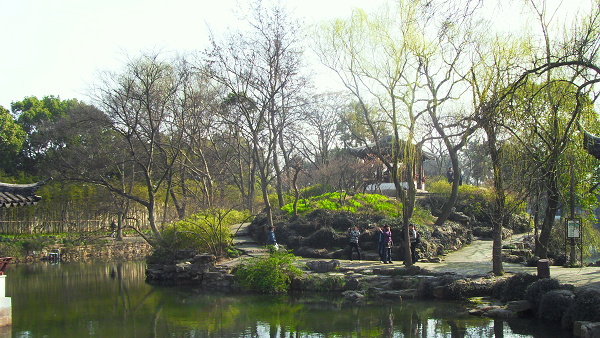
xmin=304 ymin=274 xmax=346 ymax=292
xmin=524 ymin=278 xmax=561 ymax=313
xmin=21 ymin=236 xmax=54 ymax=252
xmin=427 ymin=177 xmax=451 ymax=194
xmin=499 ymin=272 xmax=539 ymax=302
xmin=428 ymin=179 xmax=526 ymax=222
xmin=0 ymin=242 xmax=23 ymax=258
xmin=227 ymin=247 xmax=241 ymax=258
xmin=445 ymin=278 xmax=495 ymax=300
xmin=159 ymin=209 xmax=250 ymax=257
xmin=299 ymin=184 xmax=337 ymax=198
xmin=281 ymin=192 xmax=401 ymax=217
xmin=538 ymin=289 xmax=574 ymax=322
xmin=233 ymin=250 xmax=302 ymax=293
xmin=561 ymin=288 xmax=600 ymax=329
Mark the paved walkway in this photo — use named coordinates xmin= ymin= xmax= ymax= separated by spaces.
xmin=228 ymin=225 xmax=600 ymax=289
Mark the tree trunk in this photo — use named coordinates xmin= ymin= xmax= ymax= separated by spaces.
xmin=273 ymin=149 xmax=285 ymax=208
xmin=485 ymin=124 xmax=505 ymax=276
xmin=260 ymin=177 xmax=274 ymax=228
xmin=146 ymin=192 xmax=162 ymax=240
xmin=435 ymin=153 xmax=460 ymax=226
xmin=117 ymin=213 xmax=125 ymax=240
xmin=537 ymin=171 xmax=560 ymax=258
xmin=395 ymin=158 xmax=416 ymax=266
xmin=429 ymin=108 xmax=468 ymax=226
xmin=247 ymin=156 xmax=257 ymax=213
xmin=292 ymin=168 xmax=300 ymax=217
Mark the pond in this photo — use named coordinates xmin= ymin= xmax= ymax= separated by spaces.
xmin=1 ymin=261 xmax=573 ymax=338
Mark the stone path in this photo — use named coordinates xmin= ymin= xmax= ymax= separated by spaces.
xmin=227 ymin=225 xmax=600 ymax=289
xmin=229 ymin=223 xmax=269 ymax=257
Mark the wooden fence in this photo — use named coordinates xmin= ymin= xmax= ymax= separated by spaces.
xmin=0 ymin=208 xmax=153 ymax=235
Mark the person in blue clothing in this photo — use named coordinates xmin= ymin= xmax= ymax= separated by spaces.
xmin=267 ymin=226 xmax=279 ymax=250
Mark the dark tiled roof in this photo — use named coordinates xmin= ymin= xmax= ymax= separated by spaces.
xmin=0 ymin=179 xmax=50 ymax=208
xmin=349 ymin=136 xmax=434 ymax=160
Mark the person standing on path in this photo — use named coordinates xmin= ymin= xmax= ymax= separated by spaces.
xmin=110 ymin=220 xmax=117 ymax=238
xmin=267 ymin=226 xmax=279 ymax=251
xmin=376 ymin=226 xmax=385 ymax=263
xmin=380 ymin=224 xmax=393 ymax=264
xmin=447 ymin=167 xmax=454 ymax=184
xmin=348 ymin=226 xmax=362 ymax=262
xmin=409 ymin=224 xmax=418 ymax=263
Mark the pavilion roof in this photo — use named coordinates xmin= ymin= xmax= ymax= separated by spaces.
xmin=0 ymin=179 xmax=50 ymax=208
xmin=349 ymin=136 xmax=434 ymax=161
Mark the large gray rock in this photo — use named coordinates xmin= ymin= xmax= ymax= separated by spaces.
xmin=306 ymin=260 xmax=340 ymax=273
xmin=574 ymin=321 xmax=591 ymax=337
xmin=344 ymin=277 xmax=360 ymax=290
xmin=193 ymin=253 xmax=216 ymax=263
xmin=505 ymin=300 xmax=533 ymax=317
xmin=342 ymin=290 xmax=365 ymax=302
xmin=176 ymin=262 xmax=192 ymax=273
xmin=581 ymin=322 xmax=600 ymax=338
xmin=484 ymin=308 xmax=517 ymax=319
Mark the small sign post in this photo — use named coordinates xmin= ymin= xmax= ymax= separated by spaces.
xmin=567 ymin=219 xmax=581 ymax=239
xmin=565 ymin=218 xmax=582 ymax=266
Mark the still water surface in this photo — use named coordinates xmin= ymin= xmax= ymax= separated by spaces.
xmin=3 ymin=261 xmax=573 ymax=337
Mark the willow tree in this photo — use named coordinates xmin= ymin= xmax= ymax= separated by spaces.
xmin=510 ymin=81 xmax=600 ymax=259
xmin=467 ymin=31 xmax=531 ymax=275
xmin=313 ymin=0 xmax=439 ymax=266
xmin=485 ymin=0 xmax=600 ymax=261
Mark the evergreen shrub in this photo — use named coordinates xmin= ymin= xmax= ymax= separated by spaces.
xmin=159 ymin=209 xmax=250 ymax=257
xmin=0 ymin=242 xmax=22 ymax=258
xmin=524 ymin=278 xmax=561 ymax=313
xmin=445 ymin=278 xmax=495 ymax=300
xmin=233 ymin=250 xmax=302 ymax=293
xmin=561 ymin=288 xmax=600 ymax=329
xmin=538 ymin=289 xmax=574 ymax=322
xmin=303 ymin=227 xmax=340 ymax=249
xmin=499 ymin=272 xmax=538 ymax=302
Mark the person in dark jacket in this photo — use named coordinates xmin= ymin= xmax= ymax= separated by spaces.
xmin=409 ymin=224 xmax=418 ymax=263
xmin=447 ymin=167 xmax=454 ymax=184
xmin=348 ymin=226 xmax=362 ymax=262
xmin=267 ymin=226 xmax=278 ymax=250
xmin=377 ymin=227 xmax=385 ymax=263
xmin=110 ymin=220 xmax=117 ymax=238
xmin=379 ymin=224 xmax=393 ymax=264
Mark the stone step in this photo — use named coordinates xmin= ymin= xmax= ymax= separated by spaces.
xmin=230 ymin=223 xmax=251 ymax=236
xmin=232 ymin=236 xmax=257 ymax=245
xmin=237 ymin=245 xmax=268 ymax=254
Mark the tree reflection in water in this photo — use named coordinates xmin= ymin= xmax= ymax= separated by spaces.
xmin=5 ymin=261 xmax=573 ymax=337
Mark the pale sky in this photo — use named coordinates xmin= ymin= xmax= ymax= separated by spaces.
xmin=0 ymin=0 xmax=395 ymax=110
xmin=0 ymin=0 xmax=587 ymax=111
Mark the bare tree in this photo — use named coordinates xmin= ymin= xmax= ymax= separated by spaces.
xmin=86 ymin=52 xmax=191 ymax=241
xmin=300 ymin=92 xmax=349 ymax=167
xmin=207 ymin=0 xmax=307 ymax=226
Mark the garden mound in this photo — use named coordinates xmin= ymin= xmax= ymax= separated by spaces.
xmin=248 ymin=209 xmax=479 ymax=262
